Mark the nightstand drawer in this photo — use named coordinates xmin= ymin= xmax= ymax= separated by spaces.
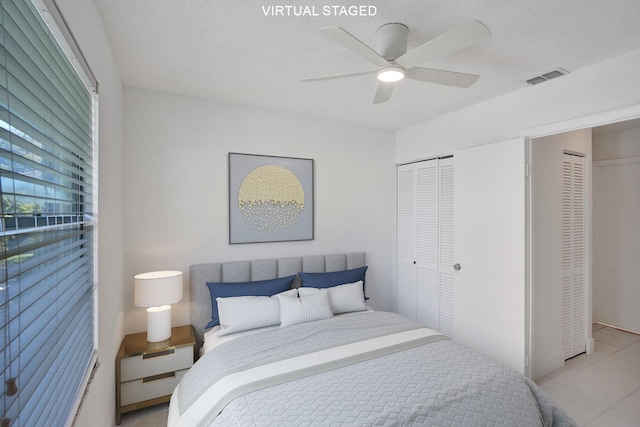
xmin=121 ymin=345 xmax=193 ymax=382
xmin=117 ymin=325 xmax=195 ymax=424
xmin=121 ymin=368 xmax=188 ymax=406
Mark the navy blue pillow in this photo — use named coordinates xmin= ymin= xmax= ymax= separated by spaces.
xmin=205 ymin=275 xmax=296 ymax=329
xmin=299 ymin=266 xmax=368 ymax=297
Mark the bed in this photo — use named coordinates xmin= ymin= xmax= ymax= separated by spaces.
xmin=168 ymin=252 xmax=575 ymax=426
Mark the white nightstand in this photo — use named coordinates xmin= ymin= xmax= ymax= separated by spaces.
xmin=116 ymin=325 xmax=195 ymax=424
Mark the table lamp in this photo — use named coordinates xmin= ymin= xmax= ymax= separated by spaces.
xmin=134 ymin=270 xmax=183 ymax=342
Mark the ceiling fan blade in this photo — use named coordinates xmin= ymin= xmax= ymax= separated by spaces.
xmin=302 ymin=70 xmax=376 ymax=83
xmin=405 ymin=67 xmax=480 ymax=88
xmin=320 ymin=27 xmax=391 ymax=68
xmin=373 ymin=83 xmax=394 ymax=104
xmin=395 ymin=20 xmax=491 ymax=69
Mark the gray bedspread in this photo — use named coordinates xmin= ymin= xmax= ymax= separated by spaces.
xmin=174 ymin=311 xmax=576 ymax=426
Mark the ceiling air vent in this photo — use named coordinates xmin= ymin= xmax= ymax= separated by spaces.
xmin=525 ymin=68 xmax=570 ymax=85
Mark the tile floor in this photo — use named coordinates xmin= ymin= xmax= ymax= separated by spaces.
xmin=535 ymin=324 xmax=640 ymax=426
xmin=117 ymin=324 xmax=640 ymax=426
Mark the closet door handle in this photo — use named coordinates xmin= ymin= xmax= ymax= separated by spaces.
xmin=453 ymin=263 xmax=461 ymax=271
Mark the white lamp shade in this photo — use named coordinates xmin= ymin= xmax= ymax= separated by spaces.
xmin=134 ymin=270 xmax=183 ymax=307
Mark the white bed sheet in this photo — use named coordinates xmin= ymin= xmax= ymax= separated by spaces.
xmin=171 ymin=309 xmax=574 ymax=427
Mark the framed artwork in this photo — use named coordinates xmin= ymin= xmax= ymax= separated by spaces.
xmin=229 ymin=153 xmax=314 ymax=244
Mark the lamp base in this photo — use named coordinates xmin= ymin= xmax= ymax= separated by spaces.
xmin=146 ymin=305 xmax=172 ymax=342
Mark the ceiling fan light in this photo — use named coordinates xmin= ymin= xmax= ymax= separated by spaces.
xmin=377 ymin=67 xmax=404 ymax=83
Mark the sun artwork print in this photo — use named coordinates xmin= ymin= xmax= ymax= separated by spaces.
xmin=238 ymin=165 xmax=305 ymax=233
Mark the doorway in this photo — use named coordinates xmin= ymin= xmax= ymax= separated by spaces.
xmin=530 ymin=129 xmax=592 ymax=379
xmin=592 ymin=119 xmax=640 ymax=334
xmin=529 ymin=116 xmax=640 ymax=380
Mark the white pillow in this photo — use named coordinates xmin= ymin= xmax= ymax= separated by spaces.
xmin=216 ymin=289 xmax=297 ymax=336
xmin=277 ymin=289 xmax=333 ymax=328
xmin=298 ymin=281 xmax=366 ymax=314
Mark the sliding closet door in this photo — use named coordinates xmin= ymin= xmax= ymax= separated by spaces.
xmin=397 ymin=164 xmax=418 ymax=320
xmin=415 ymin=160 xmax=439 ymax=329
xmin=561 ymin=154 xmax=586 ymax=359
xmin=397 ymin=158 xmax=454 ymax=337
xmin=436 ymin=159 xmax=455 ymax=337
xmin=454 ymin=138 xmax=526 ymax=373
xmin=400 ymin=139 xmax=527 ymax=374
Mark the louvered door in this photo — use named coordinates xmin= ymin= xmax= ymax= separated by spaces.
xmin=397 ymin=165 xmax=417 ymax=319
xmin=561 ymin=153 xmax=586 ymax=359
xmin=437 ymin=159 xmax=455 ymax=337
xmin=415 ymin=161 xmax=439 ymax=329
xmin=397 ymin=158 xmax=454 ymax=338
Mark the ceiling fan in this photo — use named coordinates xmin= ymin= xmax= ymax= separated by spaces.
xmin=302 ymin=20 xmax=491 ymax=104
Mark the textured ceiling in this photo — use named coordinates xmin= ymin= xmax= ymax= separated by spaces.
xmin=93 ymin=0 xmax=640 ymax=131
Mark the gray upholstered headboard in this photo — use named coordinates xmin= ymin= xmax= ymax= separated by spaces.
xmin=190 ymin=252 xmax=366 ymax=350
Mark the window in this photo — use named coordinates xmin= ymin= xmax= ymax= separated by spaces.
xmin=0 ymin=0 xmax=98 ymax=425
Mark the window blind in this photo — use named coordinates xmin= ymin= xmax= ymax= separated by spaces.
xmin=0 ymin=0 xmax=97 ymax=425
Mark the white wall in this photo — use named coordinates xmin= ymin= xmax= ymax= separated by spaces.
xmin=122 ymin=87 xmax=397 ymax=335
xmin=592 ymin=125 xmax=640 ymax=332
xmin=593 ymin=126 xmax=640 ymax=160
xmin=396 ymin=49 xmax=640 ymax=162
xmin=57 ymin=0 xmax=125 ymax=426
xmin=531 ymin=129 xmax=592 ymax=379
